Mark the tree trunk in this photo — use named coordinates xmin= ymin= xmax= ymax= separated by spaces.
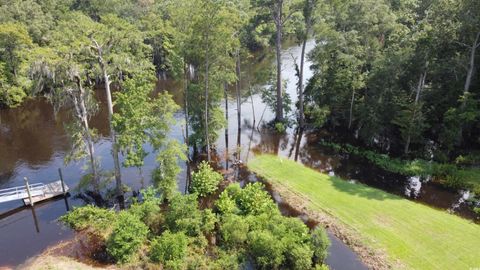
xmin=74 ymin=76 xmax=99 ymax=192
xmin=98 ymin=60 xmax=122 ymax=197
xmin=462 ymin=31 xmax=480 ymax=109
xmin=224 ymin=82 xmax=229 ymax=169
xmin=91 ymin=39 xmax=123 ymax=198
xmin=405 ymin=68 xmax=427 ymax=154
xmin=205 ymin=40 xmax=211 ymax=162
xmin=236 ymin=50 xmax=242 ymax=130
xmin=184 ymin=62 xmax=190 ymax=147
xmin=348 ymin=89 xmax=355 ymax=129
xmin=299 ymin=37 xmax=307 ymax=129
xmin=294 ymin=128 xmax=303 ymax=162
xmin=275 ymin=2 xmax=284 ymax=122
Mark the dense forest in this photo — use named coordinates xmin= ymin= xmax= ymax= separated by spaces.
xmin=0 ymin=0 xmax=479 ymax=269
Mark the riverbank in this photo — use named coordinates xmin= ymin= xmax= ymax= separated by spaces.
xmin=248 ymin=155 xmax=480 ymax=270
xmin=320 ymin=141 xmax=480 ymax=195
xmin=17 ymin=256 xmax=110 ymax=270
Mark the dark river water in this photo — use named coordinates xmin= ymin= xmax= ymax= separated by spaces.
xmin=0 ymin=40 xmax=475 ymax=269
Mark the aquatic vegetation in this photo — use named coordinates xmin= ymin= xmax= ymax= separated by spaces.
xmin=320 ymin=141 xmax=480 ymax=194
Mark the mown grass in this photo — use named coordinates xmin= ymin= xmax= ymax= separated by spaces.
xmin=248 ymin=155 xmax=480 ymax=270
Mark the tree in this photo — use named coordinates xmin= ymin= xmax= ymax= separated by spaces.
xmin=253 ymin=0 xmax=301 ymax=122
xmin=32 ymin=14 xmax=102 ymax=191
xmin=0 ymin=22 xmax=33 ymax=107
xmin=296 ymin=0 xmax=319 ymax=128
xmin=88 ymin=14 xmax=152 ymax=196
xmin=173 ymin=0 xmax=240 ymax=161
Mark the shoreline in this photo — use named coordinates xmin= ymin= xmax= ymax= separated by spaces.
xmin=248 ymin=155 xmax=480 ymax=270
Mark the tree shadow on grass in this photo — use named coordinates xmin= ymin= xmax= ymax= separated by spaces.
xmin=329 ymin=175 xmax=402 ymax=201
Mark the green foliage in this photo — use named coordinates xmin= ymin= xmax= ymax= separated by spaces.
xmin=106 ymin=211 xmax=149 ymax=264
xmin=61 ymin=205 xmax=115 ymax=238
xmin=149 ymin=231 xmax=188 ymax=269
xmin=164 ymin=193 xmax=203 ymax=237
xmin=274 ymin=122 xmax=286 ymax=133
xmin=0 ymin=22 xmax=33 ymax=107
xmin=128 ymin=187 xmax=163 ymax=234
xmin=152 ymin=140 xmax=186 ymax=201
xmin=305 ymin=104 xmax=330 ymax=129
xmin=190 ymin=161 xmax=223 ymax=197
xmin=113 ymin=74 xmax=180 ymax=168
xmin=236 ymin=182 xmax=278 ymax=215
xmin=216 ymin=183 xmax=318 ymax=269
xmin=286 ymin=244 xmax=314 ymax=270
xmin=201 ymin=209 xmax=218 ymax=235
xmin=219 ymin=214 xmax=250 ymax=249
xmin=247 ymin=230 xmax=285 ymax=269
xmin=320 ymin=141 xmax=480 ymax=194
xmin=311 ymin=226 xmax=330 ymax=265
xmin=261 ymin=80 xmax=293 ymax=120
xmin=215 ymin=190 xmax=239 ymax=214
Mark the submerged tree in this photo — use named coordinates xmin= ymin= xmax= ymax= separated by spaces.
xmin=253 ymin=0 xmax=301 ymax=123
xmin=113 ymin=71 xmax=185 ymax=200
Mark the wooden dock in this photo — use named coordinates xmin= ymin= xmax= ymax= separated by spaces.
xmin=23 ymin=180 xmax=69 ymax=205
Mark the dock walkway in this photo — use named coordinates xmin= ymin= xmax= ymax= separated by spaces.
xmin=0 ymin=180 xmax=69 ymax=205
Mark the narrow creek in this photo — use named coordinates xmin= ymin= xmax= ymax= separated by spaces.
xmin=0 ymin=40 xmax=475 ymax=268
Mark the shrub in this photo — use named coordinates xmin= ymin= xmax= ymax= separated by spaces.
xmin=286 ymin=244 xmax=314 ymax=270
xmin=311 ymin=226 xmax=331 ymax=265
xmin=61 ymin=205 xmax=115 ymax=238
xmin=128 ymin=188 xmax=163 ymax=234
xmin=164 ymin=193 xmax=202 ymax=236
xmin=236 ymin=182 xmax=277 ymax=215
xmin=106 ymin=211 xmax=149 ymax=264
xmin=190 ymin=161 xmax=223 ymax=197
xmin=149 ymin=230 xmax=188 ymax=269
xmin=201 ymin=208 xmax=218 ymax=234
xmin=219 ymin=214 xmax=249 ymax=249
xmin=274 ymin=122 xmax=286 ymax=133
xmin=215 ymin=190 xmax=239 ymax=214
xmin=247 ymin=230 xmax=285 ymax=269
xmin=211 ymin=249 xmax=242 ymax=269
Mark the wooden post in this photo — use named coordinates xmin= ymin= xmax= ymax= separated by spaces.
xmin=24 ymin=177 xmax=34 ymax=207
xmin=58 ymin=168 xmax=66 ymax=196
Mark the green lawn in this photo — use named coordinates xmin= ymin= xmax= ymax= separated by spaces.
xmin=248 ymin=155 xmax=480 ymax=270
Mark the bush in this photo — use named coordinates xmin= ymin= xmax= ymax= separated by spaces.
xmin=311 ymin=226 xmax=331 ymax=265
xmin=286 ymin=244 xmax=314 ymax=270
xmin=211 ymin=249 xmax=242 ymax=269
xmin=61 ymin=205 xmax=115 ymax=238
xmin=164 ymin=193 xmax=203 ymax=236
xmin=215 ymin=190 xmax=239 ymax=214
xmin=247 ymin=230 xmax=285 ymax=269
xmin=150 ymin=230 xmax=188 ymax=269
xmin=190 ymin=161 xmax=223 ymax=197
xmin=219 ymin=214 xmax=249 ymax=249
xmin=201 ymin=208 xmax=218 ymax=234
xmin=236 ymin=182 xmax=277 ymax=215
xmin=128 ymin=188 xmax=163 ymax=234
xmin=106 ymin=211 xmax=149 ymax=264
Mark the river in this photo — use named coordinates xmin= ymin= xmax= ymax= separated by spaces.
xmin=0 ymin=40 xmax=474 ymax=269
